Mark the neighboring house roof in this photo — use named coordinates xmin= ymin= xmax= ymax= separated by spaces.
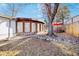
xmin=64 ymin=15 xmax=79 ymax=24
xmin=0 ymin=14 xmax=15 ymax=20
xmin=72 ymin=15 xmax=79 ymax=22
xmin=72 ymin=15 xmax=79 ymax=19
xmin=16 ymin=18 xmax=45 ymax=24
xmin=0 ymin=14 xmax=45 ymax=24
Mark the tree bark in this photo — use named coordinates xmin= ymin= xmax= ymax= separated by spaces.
xmin=8 ymin=4 xmax=15 ymax=40
xmin=48 ymin=18 xmax=53 ymax=36
xmin=8 ymin=20 xmax=11 ymax=40
xmin=48 ymin=3 xmax=59 ymax=36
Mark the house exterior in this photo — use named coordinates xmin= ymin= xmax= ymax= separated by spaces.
xmin=0 ymin=15 xmax=16 ymax=40
xmin=16 ymin=18 xmax=44 ymax=33
xmin=52 ymin=22 xmax=63 ymax=32
xmin=0 ymin=15 xmax=44 ymax=40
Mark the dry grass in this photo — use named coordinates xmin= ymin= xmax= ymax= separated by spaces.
xmin=0 ymin=33 xmax=78 ymax=56
xmin=51 ymin=41 xmax=79 ymax=56
xmin=0 ymin=50 xmax=21 ymax=56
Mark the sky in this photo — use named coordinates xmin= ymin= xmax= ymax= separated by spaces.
xmin=0 ymin=3 xmax=44 ymax=21
xmin=66 ymin=3 xmax=79 ymax=17
xmin=0 ymin=3 xmax=79 ymax=21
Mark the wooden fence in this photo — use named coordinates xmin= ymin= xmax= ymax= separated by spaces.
xmin=65 ymin=16 xmax=79 ymax=37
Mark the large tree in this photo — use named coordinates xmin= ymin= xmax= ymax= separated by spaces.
xmin=42 ymin=3 xmax=59 ymax=36
xmin=55 ymin=5 xmax=70 ymax=31
xmin=56 ymin=5 xmax=70 ymax=24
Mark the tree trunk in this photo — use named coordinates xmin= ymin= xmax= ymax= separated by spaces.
xmin=8 ymin=20 xmax=11 ymax=40
xmin=48 ymin=3 xmax=59 ymax=36
xmin=48 ymin=19 xmax=53 ymax=36
xmin=7 ymin=4 xmax=15 ymax=40
xmin=62 ymin=18 xmax=65 ymax=32
xmin=62 ymin=18 xmax=64 ymax=25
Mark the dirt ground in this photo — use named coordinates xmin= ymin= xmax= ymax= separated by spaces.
xmin=0 ymin=33 xmax=79 ymax=56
